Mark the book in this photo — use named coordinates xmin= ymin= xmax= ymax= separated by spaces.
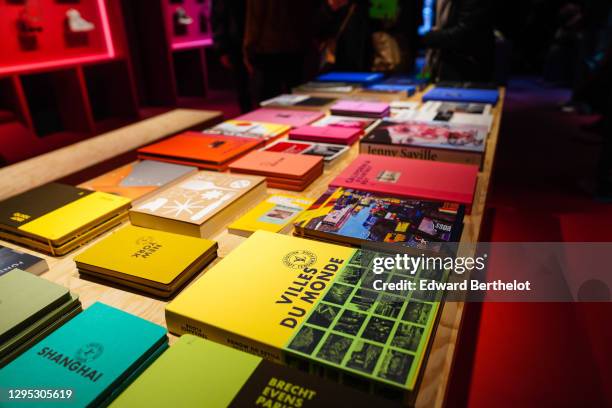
xmin=228 ymin=195 xmax=314 ymax=237
xmin=414 ymin=101 xmax=493 ymax=132
xmin=0 ymin=245 xmax=47 ymax=276
xmin=74 ymin=225 xmax=218 ymax=298
xmin=229 ymin=151 xmax=324 ymax=191
xmin=316 ymin=72 xmax=385 ymax=84
xmin=236 ymin=109 xmax=325 ymax=128
xmin=330 ymin=155 xmax=478 ymax=207
xmin=260 ymin=94 xmax=336 ymax=110
xmin=129 ymin=171 xmax=266 ymax=238
xmin=312 ymin=115 xmax=378 ymax=132
xmin=289 ymin=126 xmax=362 ymax=145
xmin=294 ymin=187 xmax=464 ymax=247
xmin=360 ymin=119 xmax=486 ymax=167
xmin=293 ymin=81 xmax=356 ymax=95
xmin=0 ymin=183 xmax=131 ymax=256
xmin=264 ymin=140 xmax=315 ymax=154
xmin=0 ymin=302 xmax=168 ymax=407
xmin=165 ymin=231 xmax=446 ymax=401
xmin=357 ymin=84 xmax=416 ymax=100
xmin=137 ymin=132 xmax=263 ymax=171
xmin=422 ymin=87 xmax=500 ymax=105
xmin=111 ymin=335 xmax=399 ymax=408
xmin=205 ymin=120 xmax=290 ymax=144
xmin=304 ymin=143 xmax=350 ymax=162
xmin=0 ymin=269 xmax=81 ymax=367
xmin=79 ymin=161 xmax=197 ymax=202
xmin=330 ymin=101 xmax=390 ymax=118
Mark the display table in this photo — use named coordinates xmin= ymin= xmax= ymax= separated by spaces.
xmin=0 ymin=89 xmax=504 ymax=407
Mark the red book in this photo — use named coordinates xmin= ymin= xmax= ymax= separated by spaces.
xmin=289 ymin=125 xmax=362 ymax=145
xmin=330 ymin=154 xmax=479 ymax=207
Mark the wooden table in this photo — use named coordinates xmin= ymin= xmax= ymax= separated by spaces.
xmin=0 ymin=93 xmax=504 ymax=407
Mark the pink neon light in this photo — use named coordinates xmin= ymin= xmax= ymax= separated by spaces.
xmin=0 ymin=0 xmax=115 ymax=75
xmin=172 ymin=38 xmax=213 ymax=50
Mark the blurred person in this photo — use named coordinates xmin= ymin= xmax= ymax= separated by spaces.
xmin=243 ymin=0 xmax=319 ymax=102
xmin=422 ymin=0 xmax=495 ymax=82
xmin=211 ymin=0 xmax=252 ymax=113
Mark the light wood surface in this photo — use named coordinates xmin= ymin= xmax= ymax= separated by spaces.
xmin=0 ymin=90 xmax=504 ymax=407
xmin=0 ymin=109 xmax=222 ymax=200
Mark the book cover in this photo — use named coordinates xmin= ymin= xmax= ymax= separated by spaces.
xmin=294 ymin=81 xmax=356 ymax=94
xmin=330 ymin=101 xmax=390 ymax=117
xmin=312 ymin=115 xmax=377 ymax=131
xmin=422 ymin=87 xmax=500 ymax=105
xmin=74 ymin=225 xmax=218 ymax=287
xmin=260 ymin=94 xmax=336 ymax=109
xmin=0 ymin=246 xmax=47 ymax=276
xmin=294 ymin=187 xmax=463 ymax=247
xmin=316 ymin=72 xmax=385 ymax=84
xmin=129 ymin=171 xmax=266 ymax=237
xmin=165 ymin=231 xmax=445 ymax=397
xmin=79 ymin=161 xmax=197 ymax=201
xmin=111 ymin=335 xmax=399 ymax=408
xmin=205 ymin=120 xmax=290 ymax=142
xmin=264 ymin=140 xmax=315 ymax=154
xmin=0 ymin=302 xmax=168 ymax=408
xmin=330 ymin=155 xmax=479 ymax=206
xmin=137 ymin=132 xmax=263 ymax=171
xmin=236 ymin=109 xmax=325 ymax=128
xmin=229 ymin=151 xmax=324 ymax=180
xmin=363 ymin=83 xmax=416 ymax=95
xmin=304 ymin=143 xmax=350 ymax=162
xmin=289 ymin=126 xmax=362 ymax=145
xmin=228 ymin=195 xmax=315 ymax=237
xmin=414 ymin=102 xmax=493 ymax=131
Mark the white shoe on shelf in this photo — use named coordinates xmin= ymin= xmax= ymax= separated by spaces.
xmin=66 ymin=8 xmax=95 ymax=33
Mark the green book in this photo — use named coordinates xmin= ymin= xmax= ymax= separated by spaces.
xmin=0 ymin=302 xmax=168 ymax=407
xmin=0 ymin=269 xmax=70 ymax=343
xmin=112 ymin=335 xmax=399 ymax=408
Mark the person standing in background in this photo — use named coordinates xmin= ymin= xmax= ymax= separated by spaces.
xmin=422 ymin=0 xmax=495 ymax=82
xmin=243 ymin=0 xmax=319 ymax=102
xmin=211 ymin=0 xmax=252 ymax=113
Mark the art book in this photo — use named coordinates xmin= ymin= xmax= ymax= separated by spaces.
xmin=129 ymin=172 xmax=266 ymax=238
xmin=0 ymin=183 xmax=131 ymax=256
xmin=293 ymin=81 xmax=356 ymax=95
xmin=111 ymin=335 xmax=398 ymax=408
xmin=166 ymin=231 xmax=447 ymax=402
xmin=0 ymin=302 xmax=167 ymax=407
xmin=205 ymin=120 xmax=290 ymax=143
xmin=264 ymin=140 xmax=315 ymax=154
xmin=236 ymin=109 xmax=325 ymax=128
xmin=422 ymin=87 xmax=500 ymax=105
xmin=414 ymin=101 xmax=493 ymax=132
xmin=0 ymin=245 xmax=47 ymax=276
xmin=316 ymin=72 xmax=385 ymax=84
xmin=289 ymin=126 xmax=362 ymax=145
xmin=79 ymin=161 xmax=197 ymax=201
xmin=330 ymin=155 xmax=479 ymax=207
xmin=294 ymin=187 xmax=464 ymax=247
xmin=312 ymin=115 xmax=378 ymax=132
xmin=260 ymin=94 xmax=336 ymax=110
xmin=228 ymin=195 xmax=314 ymax=237
xmin=360 ymin=120 xmax=486 ymax=167
xmin=330 ymin=101 xmax=390 ymax=118
xmin=74 ymin=226 xmax=218 ymax=298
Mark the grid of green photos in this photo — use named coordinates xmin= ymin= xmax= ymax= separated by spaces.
xmin=286 ymin=249 xmax=448 ymax=391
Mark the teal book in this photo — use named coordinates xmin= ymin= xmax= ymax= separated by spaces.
xmin=0 ymin=302 xmax=168 ymax=407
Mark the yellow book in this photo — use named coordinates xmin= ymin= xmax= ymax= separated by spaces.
xmin=227 ymin=195 xmax=314 ymax=237
xmin=74 ymin=225 xmax=217 ymax=298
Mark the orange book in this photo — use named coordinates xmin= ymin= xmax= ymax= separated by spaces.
xmin=229 ymin=150 xmax=323 ymax=180
xmin=137 ymin=132 xmax=263 ymax=171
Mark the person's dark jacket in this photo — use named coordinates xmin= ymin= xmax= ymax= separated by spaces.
xmin=423 ymin=0 xmax=495 ymax=82
xmin=211 ymin=0 xmax=246 ymax=56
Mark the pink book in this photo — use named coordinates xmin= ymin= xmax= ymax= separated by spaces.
xmin=236 ymin=108 xmax=325 ymax=127
xmin=330 ymin=100 xmax=390 ymax=116
xmin=289 ymin=125 xmax=362 ymax=145
xmin=330 ymin=154 xmax=479 ymax=207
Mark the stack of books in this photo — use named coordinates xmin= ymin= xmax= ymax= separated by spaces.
xmin=137 ymin=132 xmax=263 ymax=171
xmin=289 ymin=125 xmax=362 ymax=145
xmin=79 ymin=161 xmax=197 ymax=202
xmin=0 ymin=183 xmax=131 ymax=256
xmin=236 ymin=108 xmax=325 ymax=128
xmin=166 ymin=231 xmax=446 ymax=403
xmin=228 ymin=194 xmax=314 ymax=237
xmin=204 ymin=120 xmax=290 ymax=144
xmin=111 ymin=335 xmax=397 ymax=407
xmin=0 ymin=269 xmax=81 ymax=367
xmin=74 ymin=225 xmax=218 ymax=298
xmin=0 ymin=245 xmax=48 ymax=276
xmin=330 ymin=154 xmax=479 ymax=208
xmin=330 ymin=100 xmax=390 ymax=118
xmin=264 ymin=140 xmax=350 ymax=163
xmin=360 ymin=119 xmax=486 ymax=167
xmin=0 ymin=302 xmax=168 ymax=407
xmin=413 ymin=101 xmax=493 ymax=132
xmin=229 ymin=150 xmax=323 ymax=191
xmin=422 ymin=86 xmax=500 ymax=105
xmin=129 ymin=172 xmax=266 ymax=238
xmin=260 ymin=94 xmax=337 ymax=110
xmin=294 ymin=186 xmax=464 ymax=248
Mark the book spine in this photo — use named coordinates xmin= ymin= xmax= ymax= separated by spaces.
xmin=359 ymin=142 xmax=482 ymax=167
xmin=165 ymin=309 xmax=284 ymax=364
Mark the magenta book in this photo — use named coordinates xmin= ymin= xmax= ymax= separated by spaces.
xmin=235 ymin=108 xmax=325 ymax=127
xmin=289 ymin=125 xmax=362 ymax=145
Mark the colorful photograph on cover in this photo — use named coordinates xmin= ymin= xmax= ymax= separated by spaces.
xmin=258 ymin=204 xmax=304 ymax=225
xmin=438 ymin=102 xmax=487 ymax=114
xmin=304 ymin=144 xmax=348 ymax=161
xmin=314 ymin=115 xmax=376 ymax=130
